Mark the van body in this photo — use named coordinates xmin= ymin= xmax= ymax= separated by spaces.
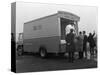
xmin=23 ymin=11 xmax=80 ymax=55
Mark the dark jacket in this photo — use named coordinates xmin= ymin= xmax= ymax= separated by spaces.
xmin=65 ymin=32 xmax=75 ymax=52
xmin=83 ymin=35 xmax=87 ymax=45
xmin=88 ymin=33 xmax=95 ymax=48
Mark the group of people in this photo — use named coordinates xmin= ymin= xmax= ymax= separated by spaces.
xmin=65 ymin=29 xmax=96 ymax=63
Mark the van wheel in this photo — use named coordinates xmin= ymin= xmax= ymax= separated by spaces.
xmin=39 ymin=47 xmax=47 ymax=58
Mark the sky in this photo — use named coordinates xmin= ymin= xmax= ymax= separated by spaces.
xmin=15 ymin=2 xmax=98 ymax=40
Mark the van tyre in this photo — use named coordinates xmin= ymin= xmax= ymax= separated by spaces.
xmin=39 ymin=47 xmax=47 ymax=58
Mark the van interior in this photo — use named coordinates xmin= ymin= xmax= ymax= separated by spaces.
xmin=60 ymin=17 xmax=75 ymax=44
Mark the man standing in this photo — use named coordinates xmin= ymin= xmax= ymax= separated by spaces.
xmin=83 ymin=31 xmax=88 ymax=58
xmin=88 ymin=32 xmax=95 ymax=56
xmin=78 ymin=31 xmax=84 ymax=59
xmin=65 ymin=29 xmax=75 ymax=63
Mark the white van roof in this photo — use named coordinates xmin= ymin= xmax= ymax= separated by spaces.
xmin=25 ymin=11 xmax=80 ymax=24
xmin=58 ymin=11 xmax=80 ymax=21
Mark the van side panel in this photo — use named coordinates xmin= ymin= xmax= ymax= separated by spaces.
xmin=24 ymin=36 xmax=60 ymax=53
xmin=23 ymin=15 xmax=60 ymax=53
xmin=24 ymin=15 xmax=60 ymax=39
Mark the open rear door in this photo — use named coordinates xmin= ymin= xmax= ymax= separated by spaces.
xmin=60 ymin=17 xmax=79 ymax=53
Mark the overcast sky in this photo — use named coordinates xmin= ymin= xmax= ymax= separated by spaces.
xmin=16 ymin=2 xmax=97 ymax=38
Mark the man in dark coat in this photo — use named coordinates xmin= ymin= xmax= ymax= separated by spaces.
xmin=83 ymin=31 xmax=88 ymax=58
xmin=65 ymin=29 xmax=75 ymax=62
xmin=88 ymin=32 xmax=95 ymax=55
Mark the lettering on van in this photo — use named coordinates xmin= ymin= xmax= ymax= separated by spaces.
xmin=33 ymin=25 xmax=42 ymax=31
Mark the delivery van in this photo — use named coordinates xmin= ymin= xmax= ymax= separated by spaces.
xmin=18 ymin=11 xmax=80 ymax=58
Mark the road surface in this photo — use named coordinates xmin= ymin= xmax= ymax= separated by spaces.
xmin=16 ymin=53 xmax=97 ymax=73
